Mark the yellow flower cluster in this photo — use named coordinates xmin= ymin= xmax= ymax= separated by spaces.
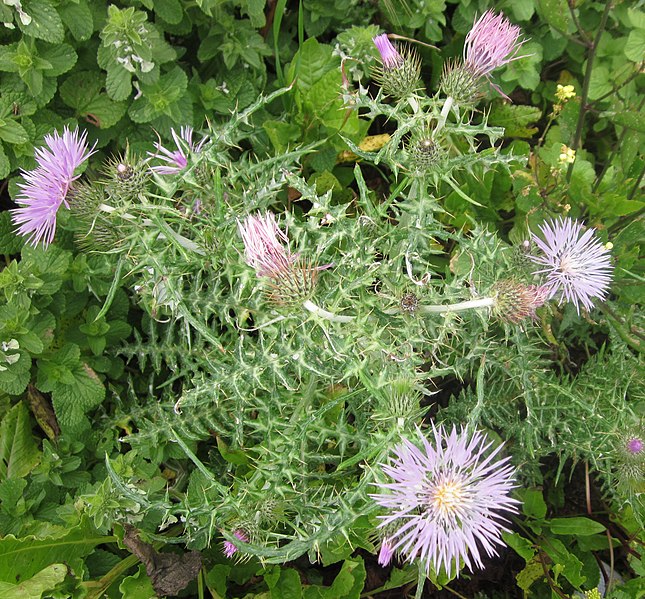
xmin=556 ymin=84 xmax=576 ymax=102
xmin=559 ymin=145 xmax=576 ymax=165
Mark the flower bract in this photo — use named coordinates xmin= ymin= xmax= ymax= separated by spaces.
xmin=530 ymin=217 xmax=613 ymax=313
xmin=371 ymin=425 xmax=519 ymax=577
xmin=11 ymin=126 xmax=96 ymax=247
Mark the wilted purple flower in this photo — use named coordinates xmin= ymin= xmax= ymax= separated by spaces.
xmin=223 ymin=529 xmax=248 ymax=558
xmin=148 ymin=126 xmax=208 ymax=174
xmin=371 ymin=426 xmax=519 ymax=577
xmin=373 ymin=34 xmax=404 ymax=70
xmin=464 ymin=10 xmax=525 ymax=80
xmin=530 ymin=218 xmax=613 ymax=313
xmin=11 ymin=126 xmax=96 ymax=247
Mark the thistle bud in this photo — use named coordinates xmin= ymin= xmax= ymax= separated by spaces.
xmin=407 ymin=125 xmax=441 ymax=174
xmin=372 ymin=34 xmax=421 ymax=99
xmin=439 ymin=59 xmax=482 ymax=106
xmin=492 ymin=279 xmax=548 ymax=324
xmin=616 ymin=427 xmax=645 ymax=491
xmin=103 ymin=152 xmax=150 ymax=202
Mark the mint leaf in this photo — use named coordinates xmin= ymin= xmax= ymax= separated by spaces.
xmin=0 ymin=401 xmax=41 ymax=480
xmin=154 ymin=0 xmax=183 ymax=24
xmin=18 ymin=0 xmax=64 ymax=44
xmin=105 ymin=65 xmax=132 ymax=102
xmin=59 ymin=0 xmax=93 ymax=41
xmin=0 ymin=212 xmax=24 ymax=255
xmin=60 ymin=72 xmax=127 ymax=129
xmin=40 ymin=43 xmax=76 ymax=77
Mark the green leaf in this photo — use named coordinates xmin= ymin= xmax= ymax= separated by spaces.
xmin=59 ymin=0 xmax=93 ymax=41
xmin=0 ymin=120 xmax=29 ymax=144
xmin=0 ymin=143 xmax=8 ymax=179
xmin=488 ymin=103 xmax=541 ymax=138
xmin=542 ymin=538 xmax=585 ymax=587
xmin=0 ymin=401 xmax=41 ymax=481
xmin=118 ymin=565 xmax=156 ymax=599
xmin=537 ymin=0 xmax=573 ymax=32
xmin=502 ymin=532 xmax=535 ymax=562
xmin=265 ymin=566 xmax=302 ymax=599
xmin=548 ymin=517 xmax=606 ymax=536
xmin=60 ymin=72 xmax=127 ymax=129
xmin=521 ymin=488 xmax=547 ymax=520
xmin=36 ymin=344 xmax=106 ymax=435
xmin=587 ymin=65 xmax=612 ymax=101
xmin=0 ymin=563 xmax=67 ymax=599
xmin=288 ymin=38 xmax=336 ymax=92
xmin=105 ymin=65 xmax=132 ymax=102
xmin=625 ymin=29 xmax=645 ymax=62
xmin=154 ymin=0 xmax=183 ymax=24
xmin=0 ymin=517 xmax=106 ymax=583
xmin=18 ymin=0 xmax=64 ymax=44
xmin=327 ymin=557 xmax=365 ymax=599
xmin=41 ymin=43 xmax=76 ymax=77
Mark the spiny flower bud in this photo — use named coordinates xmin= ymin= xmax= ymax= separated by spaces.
xmin=238 ymin=212 xmax=321 ymax=307
xmin=372 ymin=34 xmax=421 ymax=99
xmin=492 ymin=279 xmax=548 ymax=324
xmin=616 ymin=427 xmax=644 ymax=490
xmin=407 ymin=125 xmax=441 ymax=174
xmin=439 ymin=59 xmax=482 ymax=106
xmin=103 ymin=152 xmax=150 ymax=203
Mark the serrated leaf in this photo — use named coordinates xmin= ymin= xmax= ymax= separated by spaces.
xmin=59 ymin=0 xmax=93 ymax=41
xmin=604 ymin=111 xmax=645 ymax=134
xmin=625 ymin=29 xmax=645 ymax=62
xmin=0 ymin=563 xmax=67 ymax=599
xmin=0 ymin=401 xmax=41 ymax=481
xmin=0 ymin=143 xmax=9 ymax=180
xmin=154 ymin=0 xmax=182 ymax=24
xmin=18 ymin=0 xmax=64 ymax=43
xmin=287 ymin=38 xmax=336 ymax=92
xmin=0 ymin=212 xmax=24 ymax=254
xmin=60 ymin=72 xmax=127 ymax=128
xmin=105 ymin=65 xmax=132 ymax=102
xmin=0 ymin=517 xmax=104 ymax=583
xmin=0 ymin=119 xmax=29 ymax=144
xmin=40 ymin=43 xmax=76 ymax=77
xmin=0 ymin=351 xmax=31 ymax=395
xmin=488 ymin=103 xmax=541 ymax=138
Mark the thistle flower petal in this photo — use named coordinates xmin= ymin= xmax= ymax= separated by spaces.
xmin=148 ymin=126 xmax=208 ymax=174
xmin=373 ymin=34 xmax=404 ymax=70
xmin=529 ymin=217 xmax=613 ymax=313
xmin=223 ymin=529 xmax=249 ymax=558
xmin=11 ymin=126 xmax=96 ymax=247
xmin=371 ymin=426 xmax=519 ymax=578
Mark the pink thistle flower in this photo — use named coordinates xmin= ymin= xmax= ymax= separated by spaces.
xmin=377 ymin=537 xmax=395 ymax=567
xmin=223 ymin=529 xmax=249 ymax=558
xmin=148 ymin=126 xmax=208 ymax=175
xmin=464 ymin=10 xmax=525 ymax=80
xmin=626 ymin=437 xmax=643 ymax=456
xmin=371 ymin=426 xmax=519 ymax=577
xmin=11 ymin=126 xmax=96 ymax=247
xmin=529 ymin=218 xmax=613 ymax=313
xmin=373 ymin=34 xmax=404 ymax=70
xmin=238 ymin=212 xmax=322 ymax=305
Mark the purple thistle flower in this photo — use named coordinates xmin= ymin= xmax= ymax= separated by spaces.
xmin=223 ymin=529 xmax=249 ymax=558
xmin=373 ymin=34 xmax=404 ymax=70
xmin=371 ymin=426 xmax=519 ymax=577
xmin=464 ymin=10 xmax=525 ymax=80
xmin=377 ymin=537 xmax=395 ymax=567
xmin=529 ymin=217 xmax=613 ymax=313
xmin=148 ymin=126 xmax=208 ymax=175
xmin=11 ymin=126 xmax=96 ymax=247
xmin=626 ymin=437 xmax=644 ymax=456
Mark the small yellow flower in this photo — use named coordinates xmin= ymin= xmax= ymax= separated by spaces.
xmin=605 ymin=242 xmax=613 ymax=250
xmin=559 ymin=145 xmax=576 ymax=165
xmin=584 ymin=589 xmax=602 ymax=599
xmin=556 ymin=84 xmax=576 ymax=102
xmin=563 ymin=204 xmax=571 ymax=213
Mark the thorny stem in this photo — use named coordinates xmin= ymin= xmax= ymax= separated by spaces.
xmin=566 ymin=0 xmax=613 ymax=184
xmin=434 ymin=96 xmax=454 ymax=136
xmin=302 ymin=299 xmax=355 ymax=323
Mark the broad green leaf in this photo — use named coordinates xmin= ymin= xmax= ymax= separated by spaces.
xmin=548 ymin=517 xmax=606 ymax=536
xmin=502 ymin=532 xmax=536 ymax=562
xmin=0 ymin=351 xmax=31 ymax=395
xmin=587 ymin=65 xmax=612 ymax=101
xmin=0 ymin=401 xmax=41 ymax=480
xmin=154 ymin=0 xmax=182 ymax=24
xmin=118 ymin=565 xmax=156 ymax=599
xmin=488 ymin=103 xmax=541 ymax=138
xmin=542 ymin=538 xmax=585 ymax=587
xmin=0 ymin=517 xmax=106 ymax=583
xmin=18 ymin=0 xmax=64 ymax=43
xmin=59 ymin=0 xmax=93 ymax=41
xmin=0 ymin=563 xmax=67 ymax=599
xmin=604 ymin=111 xmax=645 ymax=134
xmin=0 ymin=119 xmax=29 ymax=144
xmin=0 ymin=143 xmax=8 ymax=179
xmin=288 ymin=38 xmax=337 ymax=92
xmin=105 ymin=65 xmax=132 ymax=102
xmin=625 ymin=29 xmax=645 ymax=62
xmin=265 ymin=566 xmax=302 ymax=599
xmin=327 ymin=557 xmax=365 ymax=599
xmin=41 ymin=43 xmax=76 ymax=77
xmin=60 ymin=72 xmax=127 ymax=129
xmin=537 ymin=0 xmax=573 ymax=32
xmin=520 ymin=488 xmax=547 ymax=520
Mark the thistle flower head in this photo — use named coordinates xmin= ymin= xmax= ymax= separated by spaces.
xmin=378 ymin=537 xmax=395 ymax=567
xmin=372 ymin=33 xmax=421 ymax=99
xmin=616 ymin=426 xmax=645 ymax=490
xmin=529 ymin=217 xmax=613 ymax=313
xmin=371 ymin=425 xmax=519 ymax=578
xmin=440 ymin=11 xmax=525 ymax=103
xmin=464 ymin=10 xmax=525 ymax=80
xmin=407 ymin=124 xmax=441 ymax=174
xmin=148 ymin=126 xmax=208 ymax=175
xmin=238 ymin=212 xmax=320 ymax=306
xmin=493 ymin=280 xmax=549 ymax=324
xmin=11 ymin=126 xmax=96 ymax=247
xmin=223 ymin=529 xmax=249 ymax=559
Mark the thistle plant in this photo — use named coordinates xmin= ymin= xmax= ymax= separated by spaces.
xmin=372 ymin=33 xmax=421 ymax=99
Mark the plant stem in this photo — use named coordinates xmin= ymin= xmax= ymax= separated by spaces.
xmin=434 ymin=96 xmax=454 ymax=136
xmin=419 ymin=296 xmax=495 ymax=314
xmin=302 ymin=299 xmax=355 ymax=323
xmin=566 ymin=0 xmax=613 ymax=184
